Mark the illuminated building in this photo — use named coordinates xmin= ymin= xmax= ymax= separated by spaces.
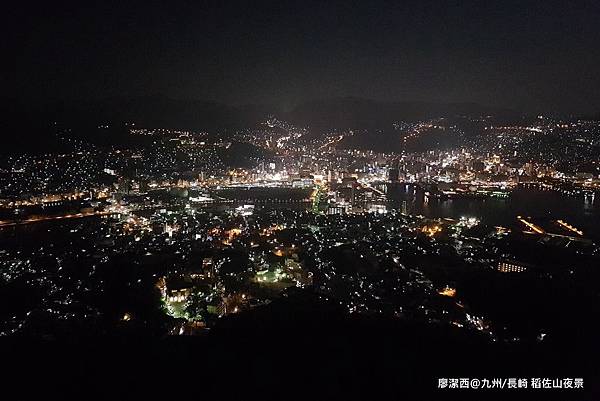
xmin=497 ymin=260 xmax=529 ymax=273
xmin=388 ymin=167 xmax=400 ymax=182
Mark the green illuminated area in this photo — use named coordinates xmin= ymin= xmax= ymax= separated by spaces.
xmin=311 ymin=185 xmax=327 ymax=214
xmin=255 ymin=268 xmax=289 ymax=283
xmin=163 ymin=299 xmax=187 ymax=320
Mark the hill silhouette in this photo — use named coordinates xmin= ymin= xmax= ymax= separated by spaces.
xmin=2 ymin=95 xmax=524 ymax=154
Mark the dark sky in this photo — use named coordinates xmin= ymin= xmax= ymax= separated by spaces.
xmin=5 ymin=0 xmax=600 ymax=114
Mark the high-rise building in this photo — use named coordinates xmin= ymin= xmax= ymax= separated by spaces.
xmin=497 ymin=260 xmax=529 ymax=273
xmin=389 ymin=158 xmax=400 ymax=182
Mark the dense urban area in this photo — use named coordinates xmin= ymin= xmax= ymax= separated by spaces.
xmin=1 ymin=113 xmax=599 ymax=349
xmin=6 ymin=1 xmax=600 ymax=399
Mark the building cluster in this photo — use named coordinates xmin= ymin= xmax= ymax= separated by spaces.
xmin=1 ymin=115 xmax=599 ymax=339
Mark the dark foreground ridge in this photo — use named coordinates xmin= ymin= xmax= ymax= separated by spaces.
xmin=2 ymin=290 xmax=598 ymax=401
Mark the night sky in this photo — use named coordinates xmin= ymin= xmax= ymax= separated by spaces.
xmin=5 ymin=0 xmax=600 ymax=114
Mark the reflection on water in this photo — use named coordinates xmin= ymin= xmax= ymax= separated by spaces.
xmin=584 ymin=192 xmax=596 ymax=211
xmin=385 ymin=183 xmax=600 ymax=241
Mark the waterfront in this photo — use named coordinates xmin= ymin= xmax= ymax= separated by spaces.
xmin=387 ymin=184 xmax=600 ymax=241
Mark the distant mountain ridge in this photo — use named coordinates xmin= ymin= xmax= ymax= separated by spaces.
xmin=1 ymin=95 xmax=270 ymax=153
xmin=48 ymin=95 xmax=266 ymax=132
xmin=2 ymin=95 xmax=525 ymax=153
xmin=4 ymin=95 xmax=522 ymax=130
xmin=285 ymin=97 xmax=522 ymax=132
